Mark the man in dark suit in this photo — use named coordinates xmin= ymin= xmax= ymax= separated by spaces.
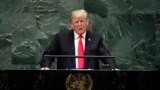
xmin=40 ymin=9 xmax=117 ymax=70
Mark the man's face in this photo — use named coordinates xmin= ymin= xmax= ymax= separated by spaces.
xmin=70 ymin=12 xmax=89 ymax=35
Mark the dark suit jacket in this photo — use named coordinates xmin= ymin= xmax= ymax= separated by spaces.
xmin=40 ymin=30 xmax=116 ymax=69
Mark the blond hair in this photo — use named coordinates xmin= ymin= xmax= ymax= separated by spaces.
xmin=70 ymin=9 xmax=88 ymax=22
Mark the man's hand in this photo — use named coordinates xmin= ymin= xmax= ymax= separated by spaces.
xmin=111 ymin=68 xmax=120 ymax=71
xmin=40 ymin=67 xmax=50 ymax=70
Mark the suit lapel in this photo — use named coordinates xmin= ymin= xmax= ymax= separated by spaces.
xmin=85 ymin=31 xmax=92 ymax=66
xmin=68 ymin=30 xmax=92 ymax=68
xmin=85 ymin=31 xmax=91 ymax=55
xmin=68 ymin=30 xmax=75 ymax=55
xmin=68 ymin=30 xmax=76 ymax=68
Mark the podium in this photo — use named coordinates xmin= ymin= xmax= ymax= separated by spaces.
xmin=2 ymin=55 xmax=158 ymax=90
xmin=3 ymin=70 xmax=160 ymax=90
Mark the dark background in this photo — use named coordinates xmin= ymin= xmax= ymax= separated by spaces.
xmin=0 ymin=0 xmax=160 ymax=70
xmin=0 ymin=70 xmax=159 ymax=90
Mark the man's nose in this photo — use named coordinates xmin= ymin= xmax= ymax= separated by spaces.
xmin=78 ymin=21 xmax=82 ymax=26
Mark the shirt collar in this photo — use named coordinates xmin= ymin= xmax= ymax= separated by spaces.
xmin=74 ymin=31 xmax=86 ymax=40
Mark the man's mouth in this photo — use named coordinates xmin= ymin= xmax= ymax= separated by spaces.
xmin=78 ymin=28 xmax=83 ymax=30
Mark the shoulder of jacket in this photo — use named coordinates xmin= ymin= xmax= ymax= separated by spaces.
xmin=56 ymin=29 xmax=71 ymax=36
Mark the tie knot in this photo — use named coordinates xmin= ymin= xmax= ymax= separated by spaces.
xmin=79 ymin=35 xmax=83 ymax=38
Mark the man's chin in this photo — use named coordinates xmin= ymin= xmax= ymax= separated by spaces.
xmin=78 ymin=31 xmax=85 ymax=35
xmin=74 ymin=29 xmax=86 ymax=35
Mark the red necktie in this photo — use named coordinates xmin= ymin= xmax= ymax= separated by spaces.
xmin=78 ymin=35 xmax=84 ymax=69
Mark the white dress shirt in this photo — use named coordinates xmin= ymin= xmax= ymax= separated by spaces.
xmin=74 ymin=31 xmax=86 ymax=69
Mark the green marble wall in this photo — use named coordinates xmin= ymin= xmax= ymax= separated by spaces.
xmin=0 ymin=0 xmax=160 ymax=70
